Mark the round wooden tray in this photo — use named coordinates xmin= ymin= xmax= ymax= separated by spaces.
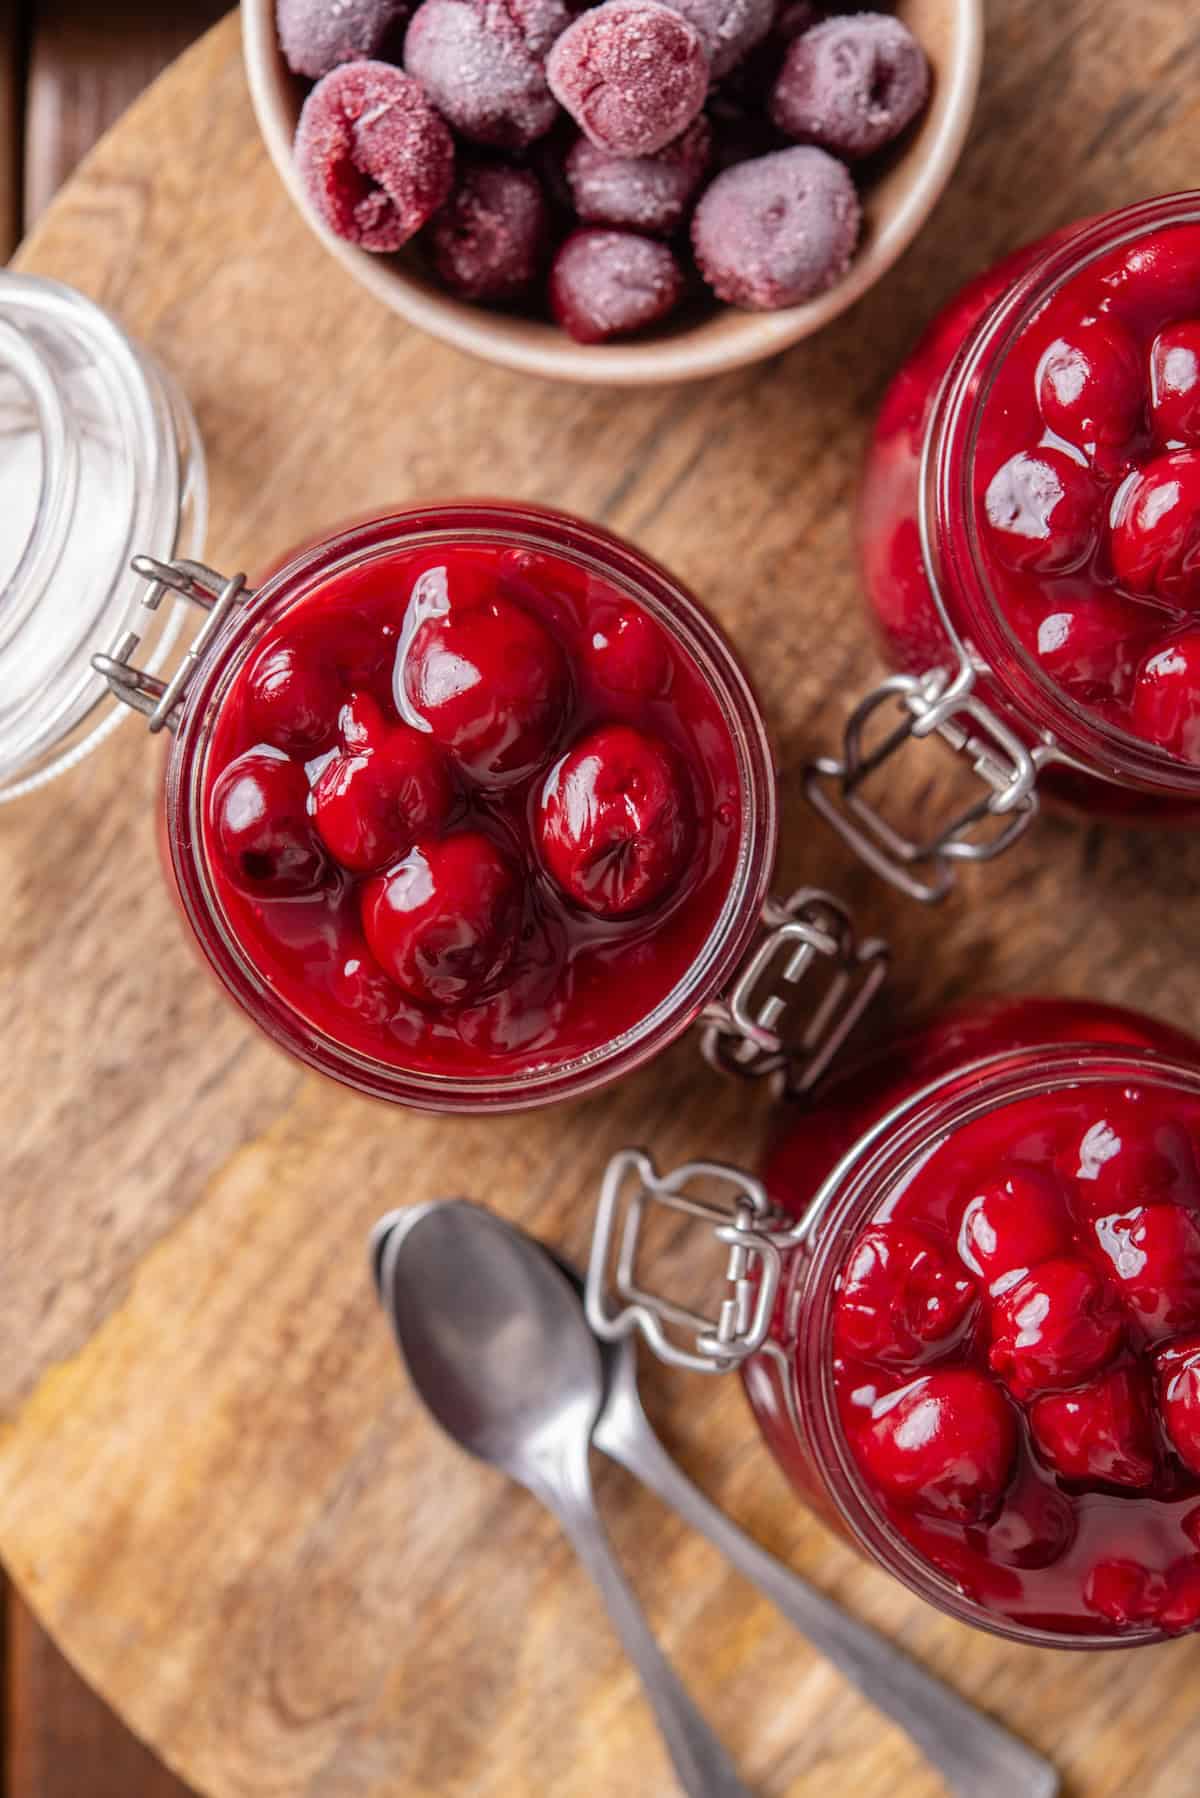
xmin=6 ymin=10 xmax=1200 ymax=1797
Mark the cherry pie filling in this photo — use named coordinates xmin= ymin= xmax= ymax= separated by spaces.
xmin=201 ymin=537 xmax=743 ymax=1083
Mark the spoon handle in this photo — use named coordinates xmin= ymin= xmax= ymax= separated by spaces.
xmin=598 ymin=1410 xmax=1058 ymax=1798
xmin=543 ymin=1452 xmax=754 ymax=1798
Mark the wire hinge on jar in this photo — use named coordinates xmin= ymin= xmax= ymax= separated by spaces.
xmin=93 ymin=556 xmax=252 ymax=734
xmin=804 ymin=666 xmax=1052 ymax=904
xmin=700 ymin=888 xmax=888 ymax=1101
xmin=586 ymin=1149 xmax=799 ymax=1374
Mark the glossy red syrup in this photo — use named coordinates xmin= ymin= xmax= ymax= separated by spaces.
xmin=761 ymin=998 xmax=1200 ymax=1640
xmin=201 ymin=539 xmax=742 ymax=1081
xmin=860 ymin=213 xmax=1200 ymax=789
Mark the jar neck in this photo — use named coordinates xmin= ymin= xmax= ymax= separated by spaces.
xmin=921 ymin=192 xmax=1200 ymax=796
xmin=788 ymin=1039 xmax=1200 ymax=1649
xmin=166 ymin=504 xmax=778 ymax=1112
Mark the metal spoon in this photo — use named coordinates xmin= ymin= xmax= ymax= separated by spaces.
xmin=374 ymin=1200 xmax=754 ymax=1798
xmin=373 ymin=1209 xmax=1058 ymax=1798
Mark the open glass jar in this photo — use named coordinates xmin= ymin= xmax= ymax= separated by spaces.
xmin=809 ymin=192 xmax=1200 ymax=900
xmin=588 ymin=996 xmax=1200 ymax=1648
xmin=0 ymin=273 xmax=206 ymax=799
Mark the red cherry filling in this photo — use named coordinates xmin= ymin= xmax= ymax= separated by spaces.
xmin=1132 ymin=629 xmax=1200 ymax=762
xmin=361 ymin=831 xmax=522 ymax=1006
xmin=1058 ymin=1097 xmax=1200 ymax=1218
xmin=401 ymin=589 xmax=570 ymax=785
xmin=988 ymin=1257 xmax=1123 ymax=1399
xmin=1036 ymin=314 xmax=1143 ymax=452
xmin=1030 ymin=1367 xmax=1155 ymax=1488
xmin=312 ymin=694 xmax=455 ymax=873
xmin=956 ymin=1165 xmax=1073 ymax=1297
xmin=1023 ymin=593 xmax=1153 ymax=704
xmin=537 ymin=723 xmax=692 ymax=917
xmin=833 ymin=1224 xmax=978 ymax=1366
xmin=1158 ymin=1336 xmax=1200 ymax=1474
xmin=856 ymin=1370 xmax=1017 ymax=1523
xmin=583 ymin=605 xmax=672 ymax=697
xmin=246 ymin=640 xmax=343 ymax=753
xmin=1084 ymin=1559 xmax=1166 ymax=1630
xmin=1094 ymin=1203 xmax=1200 ymax=1342
xmin=982 ymin=449 xmax=1099 ymax=575
xmin=1109 ymin=448 xmax=1200 ymax=607
xmin=1150 ymin=320 xmax=1200 ymax=448
xmin=211 ymin=750 xmax=327 ymax=897
xmin=1159 ymin=1559 xmax=1200 ymax=1634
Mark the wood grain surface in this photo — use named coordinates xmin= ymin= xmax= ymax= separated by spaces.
xmin=6 ymin=7 xmax=1200 ymax=1797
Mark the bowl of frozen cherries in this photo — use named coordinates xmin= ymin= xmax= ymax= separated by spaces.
xmin=242 ymin=0 xmax=982 ymax=382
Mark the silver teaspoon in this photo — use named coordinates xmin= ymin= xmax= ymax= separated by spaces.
xmin=375 ymin=1200 xmax=754 ymax=1798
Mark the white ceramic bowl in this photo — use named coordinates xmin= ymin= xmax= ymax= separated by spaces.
xmin=242 ymin=0 xmax=984 ymax=386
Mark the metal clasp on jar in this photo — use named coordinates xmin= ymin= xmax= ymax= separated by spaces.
xmin=586 ymin=1148 xmax=799 ymax=1374
xmin=93 ymin=556 xmax=252 ymax=734
xmin=700 ymin=888 xmax=888 ymax=1101
xmin=804 ymin=665 xmax=1053 ymax=903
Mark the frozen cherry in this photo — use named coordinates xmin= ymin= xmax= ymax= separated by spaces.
xmin=564 ymin=117 xmax=711 ymax=238
xmin=770 ymin=13 xmax=930 ymax=160
xmin=1109 ymin=448 xmax=1200 ymax=606
xmin=1159 ymin=1559 xmax=1200 ymax=1634
xmin=956 ymin=1165 xmax=1074 ymax=1297
xmin=833 ymin=1224 xmax=978 ymax=1367
xmin=537 ymin=723 xmax=692 ymax=917
xmin=401 ymin=593 xmax=570 ymax=786
xmin=1084 ymin=1559 xmax=1165 ymax=1629
xmin=1132 ymin=630 xmax=1200 ymax=762
xmin=1150 ymin=321 xmax=1200 ymax=447
xmin=277 ymin=0 xmax=410 ymax=78
xmin=1036 ymin=314 xmax=1144 ymax=452
xmin=1027 ymin=594 xmax=1154 ymax=705
xmin=660 ymin=0 xmax=773 ymax=78
xmin=312 ymin=697 xmax=455 ymax=873
xmin=431 ymin=163 xmax=550 ymax=302
xmin=1030 ymin=1368 xmax=1156 ymax=1488
xmin=546 ymin=1 xmax=710 ymax=158
xmin=856 ymin=1370 xmax=1017 ymax=1523
xmin=1095 ymin=1204 xmax=1200 ymax=1342
xmin=549 ymin=229 xmax=685 ymax=344
xmin=211 ymin=750 xmax=327 ymax=897
xmin=982 ymin=449 xmax=1099 ymax=576
xmin=1158 ymin=1337 xmax=1200 ymax=1475
xmin=691 ymin=147 xmax=860 ymax=310
xmin=989 ymin=1258 xmax=1124 ymax=1399
xmin=361 ymin=832 xmax=521 ymax=1006
xmin=1060 ymin=1097 xmax=1200 ymax=1217
xmin=246 ymin=639 xmax=343 ymax=754
xmin=584 ymin=604 xmax=672 ymax=697
xmin=403 ymin=0 xmax=561 ymax=149
xmin=294 ymin=61 xmax=454 ymax=252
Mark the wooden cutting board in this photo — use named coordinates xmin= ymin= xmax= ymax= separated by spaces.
xmin=6 ymin=8 xmax=1200 ymax=1796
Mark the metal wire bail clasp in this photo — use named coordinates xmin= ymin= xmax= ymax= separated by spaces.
xmin=700 ymin=888 xmax=888 ymax=1100
xmin=92 ymin=556 xmax=251 ymax=735
xmin=585 ymin=1149 xmax=790 ymax=1374
xmin=804 ymin=666 xmax=1047 ymax=904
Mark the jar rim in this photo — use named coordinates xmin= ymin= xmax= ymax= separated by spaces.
xmin=922 ymin=190 xmax=1200 ymax=795
xmin=791 ymin=1038 xmax=1200 ymax=1650
xmin=166 ymin=503 xmax=779 ymax=1113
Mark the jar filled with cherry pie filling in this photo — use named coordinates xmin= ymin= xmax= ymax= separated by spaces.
xmin=810 ymin=194 xmax=1200 ymax=901
xmin=587 ymin=996 xmax=1200 ymax=1647
xmin=103 ymin=502 xmax=887 ymax=1113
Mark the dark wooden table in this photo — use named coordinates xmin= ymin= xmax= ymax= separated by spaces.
xmin=3 ymin=16 xmax=220 ymax=1793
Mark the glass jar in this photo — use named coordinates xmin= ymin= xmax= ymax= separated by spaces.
xmin=97 ymin=503 xmax=889 ymax=1113
xmin=588 ymin=995 xmax=1200 ymax=1648
xmin=810 ymin=193 xmax=1200 ymax=900
xmin=0 ymin=273 xmax=206 ymax=799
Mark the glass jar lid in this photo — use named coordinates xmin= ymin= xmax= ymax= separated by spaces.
xmin=0 ymin=273 xmax=207 ymax=800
